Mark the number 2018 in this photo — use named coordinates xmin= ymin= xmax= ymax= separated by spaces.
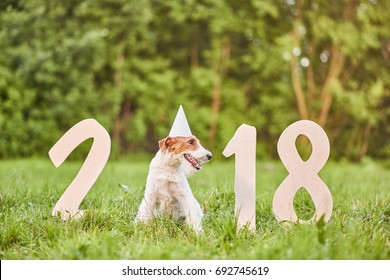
xmin=49 ymin=118 xmax=332 ymax=231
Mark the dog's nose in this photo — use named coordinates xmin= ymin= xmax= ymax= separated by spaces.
xmin=207 ymin=153 xmax=212 ymax=160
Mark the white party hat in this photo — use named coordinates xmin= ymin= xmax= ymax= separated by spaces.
xmin=169 ymin=105 xmax=192 ymax=137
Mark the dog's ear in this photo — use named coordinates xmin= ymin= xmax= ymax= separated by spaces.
xmin=158 ymin=137 xmax=167 ymax=151
xmin=158 ymin=137 xmax=174 ymax=152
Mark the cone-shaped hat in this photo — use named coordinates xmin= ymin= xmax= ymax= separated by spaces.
xmin=168 ymin=105 xmax=192 ymax=137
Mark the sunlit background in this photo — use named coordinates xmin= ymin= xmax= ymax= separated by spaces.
xmin=0 ymin=0 xmax=389 ymax=161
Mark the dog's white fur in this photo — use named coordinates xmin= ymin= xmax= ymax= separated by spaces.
xmin=136 ymin=136 xmax=212 ymax=233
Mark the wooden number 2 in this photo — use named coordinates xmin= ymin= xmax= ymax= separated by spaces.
xmin=223 ymin=124 xmax=257 ymax=232
xmin=273 ymin=120 xmax=333 ymax=223
xmin=49 ymin=119 xmax=111 ymax=220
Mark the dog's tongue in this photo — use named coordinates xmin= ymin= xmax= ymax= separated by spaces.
xmin=184 ymin=154 xmax=201 ymax=170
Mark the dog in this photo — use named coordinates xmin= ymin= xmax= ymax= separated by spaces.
xmin=136 ymin=136 xmax=212 ymax=233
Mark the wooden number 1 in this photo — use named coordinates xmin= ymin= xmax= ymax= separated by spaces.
xmin=223 ymin=124 xmax=256 ymax=232
xmin=49 ymin=119 xmax=111 ymax=220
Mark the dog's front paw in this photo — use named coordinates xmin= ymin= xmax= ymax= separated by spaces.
xmin=185 ymin=213 xmax=203 ymax=234
xmin=193 ymin=224 xmax=203 ymax=234
xmin=135 ymin=211 xmax=154 ymax=224
xmin=135 ymin=198 xmax=156 ymax=224
xmin=135 ymin=215 xmax=152 ymax=223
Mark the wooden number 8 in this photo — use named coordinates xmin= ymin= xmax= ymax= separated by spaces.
xmin=49 ymin=119 xmax=111 ymax=220
xmin=272 ymin=120 xmax=333 ymax=223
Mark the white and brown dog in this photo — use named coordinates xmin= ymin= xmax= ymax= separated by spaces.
xmin=136 ymin=136 xmax=212 ymax=233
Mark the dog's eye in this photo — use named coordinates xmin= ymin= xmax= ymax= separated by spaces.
xmin=187 ymin=139 xmax=195 ymax=145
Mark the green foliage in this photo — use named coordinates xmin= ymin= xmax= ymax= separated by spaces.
xmin=0 ymin=0 xmax=389 ymax=159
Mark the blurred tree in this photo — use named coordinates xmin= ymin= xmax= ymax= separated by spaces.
xmin=280 ymin=0 xmax=390 ymax=159
xmin=0 ymin=0 xmax=389 ymax=160
xmin=152 ymin=0 xmax=289 ymax=157
xmin=0 ymin=0 xmax=123 ymax=157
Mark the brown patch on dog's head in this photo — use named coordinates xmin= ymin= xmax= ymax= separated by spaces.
xmin=159 ymin=136 xmax=199 ymax=154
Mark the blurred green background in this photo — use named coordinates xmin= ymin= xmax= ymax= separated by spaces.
xmin=0 ymin=0 xmax=389 ymax=160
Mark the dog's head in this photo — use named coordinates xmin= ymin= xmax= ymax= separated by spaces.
xmin=159 ymin=136 xmax=212 ymax=176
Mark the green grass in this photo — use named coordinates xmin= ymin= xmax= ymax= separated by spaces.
xmin=0 ymin=158 xmax=389 ymax=259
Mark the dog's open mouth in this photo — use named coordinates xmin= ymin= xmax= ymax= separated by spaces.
xmin=184 ymin=154 xmax=201 ymax=170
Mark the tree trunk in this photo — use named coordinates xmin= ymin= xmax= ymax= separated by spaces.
xmin=358 ymin=123 xmax=372 ymax=160
xmin=318 ymin=0 xmax=358 ymax=127
xmin=112 ymin=39 xmax=126 ymax=148
xmin=190 ymin=23 xmax=200 ymax=68
xmin=291 ymin=58 xmax=309 ymax=120
xmin=318 ymin=45 xmax=345 ymax=127
xmin=290 ymin=0 xmax=309 ymax=120
xmin=306 ymin=38 xmax=317 ymax=114
xmin=209 ymin=37 xmax=231 ymax=144
xmin=191 ymin=39 xmax=199 ymax=68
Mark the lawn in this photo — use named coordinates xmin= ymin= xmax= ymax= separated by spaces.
xmin=0 ymin=157 xmax=389 ymax=259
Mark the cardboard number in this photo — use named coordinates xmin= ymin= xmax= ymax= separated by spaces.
xmin=223 ymin=124 xmax=256 ymax=232
xmin=273 ymin=120 xmax=333 ymax=223
xmin=49 ymin=119 xmax=111 ymax=220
